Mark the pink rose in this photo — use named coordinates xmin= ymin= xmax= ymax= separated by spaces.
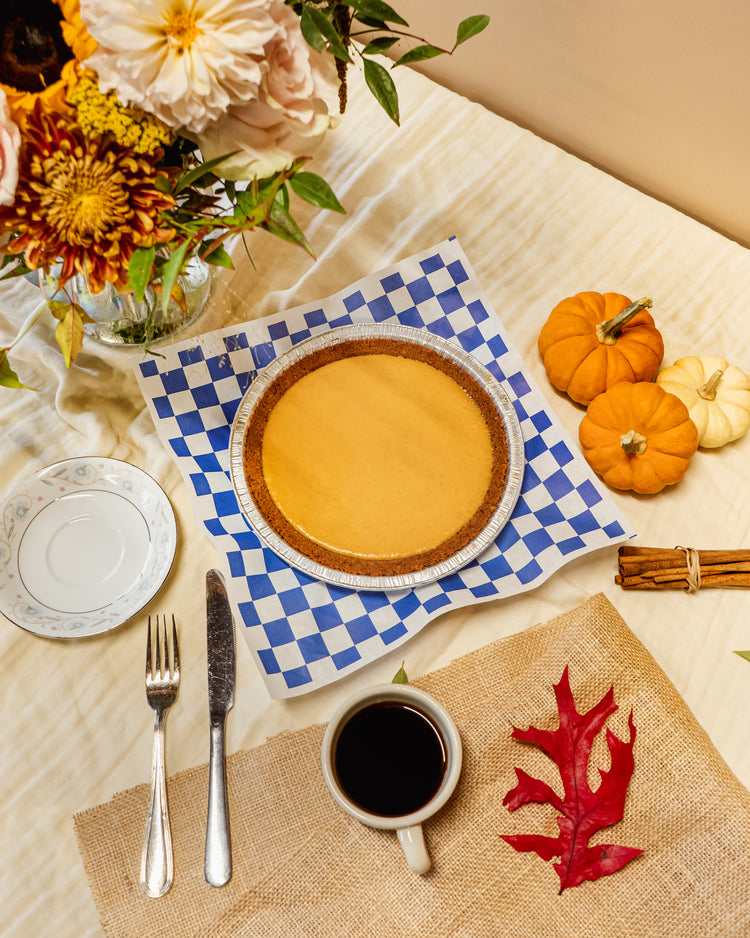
xmin=196 ymin=0 xmax=340 ymax=180
xmin=0 ymin=89 xmax=21 ymax=206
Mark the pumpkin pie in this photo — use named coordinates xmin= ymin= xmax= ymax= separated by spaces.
xmin=241 ymin=336 xmax=510 ymax=576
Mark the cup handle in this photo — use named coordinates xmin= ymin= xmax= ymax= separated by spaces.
xmin=397 ymin=824 xmax=431 ymax=875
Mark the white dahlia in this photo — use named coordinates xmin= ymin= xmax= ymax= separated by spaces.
xmin=196 ymin=0 xmax=340 ymax=180
xmin=79 ymin=0 xmax=279 ymax=133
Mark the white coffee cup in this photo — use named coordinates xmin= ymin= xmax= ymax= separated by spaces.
xmin=321 ymin=683 xmax=462 ymax=875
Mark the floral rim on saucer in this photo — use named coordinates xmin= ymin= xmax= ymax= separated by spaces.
xmin=0 ymin=457 xmax=176 ymax=638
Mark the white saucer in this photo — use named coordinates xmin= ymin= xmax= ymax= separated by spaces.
xmin=0 ymin=457 xmax=176 ymax=638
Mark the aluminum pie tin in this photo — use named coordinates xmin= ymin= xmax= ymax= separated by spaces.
xmin=229 ymin=323 xmax=524 ymax=591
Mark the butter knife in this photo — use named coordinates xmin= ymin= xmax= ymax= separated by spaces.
xmin=204 ymin=568 xmax=236 ymax=887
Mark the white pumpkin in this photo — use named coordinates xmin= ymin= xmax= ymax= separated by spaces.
xmin=655 ymin=355 xmax=750 ymax=448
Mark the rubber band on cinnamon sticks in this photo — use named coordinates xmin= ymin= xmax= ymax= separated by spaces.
xmin=615 ymin=545 xmax=750 ymax=591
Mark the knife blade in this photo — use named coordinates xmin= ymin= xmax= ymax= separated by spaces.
xmin=204 ymin=568 xmax=236 ymax=887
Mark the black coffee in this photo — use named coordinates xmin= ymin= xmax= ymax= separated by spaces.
xmin=333 ymin=699 xmax=448 ymax=817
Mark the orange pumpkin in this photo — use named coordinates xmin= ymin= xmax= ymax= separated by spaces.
xmin=579 ymin=381 xmax=698 ymax=494
xmin=538 ymin=292 xmax=664 ymax=405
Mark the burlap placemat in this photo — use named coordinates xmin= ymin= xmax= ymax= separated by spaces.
xmin=74 ymin=593 xmax=750 ymax=937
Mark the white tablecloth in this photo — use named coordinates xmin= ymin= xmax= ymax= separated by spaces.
xmin=3 ymin=63 xmax=750 ymax=937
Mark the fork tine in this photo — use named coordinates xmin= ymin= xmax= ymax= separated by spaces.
xmin=171 ymin=614 xmax=180 ymax=677
xmin=155 ymin=614 xmax=163 ymax=678
xmin=146 ymin=615 xmax=153 ymax=677
xmin=162 ymin=615 xmax=170 ymax=678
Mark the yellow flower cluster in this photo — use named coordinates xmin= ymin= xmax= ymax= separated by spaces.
xmin=69 ymin=74 xmax=174 ymax=156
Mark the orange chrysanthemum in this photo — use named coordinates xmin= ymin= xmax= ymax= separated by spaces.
xmin=0 ymin=102 xmax=177 ymax=293
xmin=0 ymin=0 xmax=94 ymax=125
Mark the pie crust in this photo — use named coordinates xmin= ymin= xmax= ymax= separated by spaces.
xmin=241 ymin=337 xmax=510 ymax=576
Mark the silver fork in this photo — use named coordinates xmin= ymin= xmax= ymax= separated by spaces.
xmin=140 ymin=614 xmax=181 ymax=898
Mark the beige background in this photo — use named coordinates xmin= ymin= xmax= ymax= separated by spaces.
xmin=386 ymin=0 xmax=750 ymax=246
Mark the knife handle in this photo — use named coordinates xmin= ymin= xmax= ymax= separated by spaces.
xmin=205 ymin=718 xmax=231 ymax=886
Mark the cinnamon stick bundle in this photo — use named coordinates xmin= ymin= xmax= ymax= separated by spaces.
xmin=616 ymin=545 xmax=750 ymax=590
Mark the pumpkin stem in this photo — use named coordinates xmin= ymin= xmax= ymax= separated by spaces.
xmin=595 ymin=297 xmax=653 ymax=346
xmin=620 ymin=429 xmax=648 ymax=455
xmin=697 ymin=368 xmax=725 ymax=401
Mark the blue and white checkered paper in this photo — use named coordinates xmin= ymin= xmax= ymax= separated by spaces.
xmin=135 ymin=238 xmax=634 ymax=698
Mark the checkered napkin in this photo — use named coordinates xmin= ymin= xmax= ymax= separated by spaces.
xmin=134 ymin=238 xmax=634 ymax=698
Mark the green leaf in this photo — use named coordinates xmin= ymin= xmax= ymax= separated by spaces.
xmin=300 ymin=6 xmax=327 ymax=51
xmin=127 ymin=246 xmax=156 ymax=303
xmin=361 ymin=36 xmax=399 ymax=55
xmin=305 ymin=6 xmax=351 ymax=61
xmin=352 ymin=14 xmax=388 ymax=29
xmin=392 ymin=661 xmax=409 ymax=684
xmin=174 ymin=152 xmax=239 ymax=195
xmin=344 ymin=0 xmax=408 ymax=27
xmin=363 ymin=57 xmax=400 ymax=125
xmin=262 ymin=201 xmax=313 ymax=255
xmin=235 ymin=188 xmax=258 ymax=220
xmin=160 ymin=241 xmax=189 ymax=314
xmin=289 ymin=172 xmax=345 ymax=213
xmin=236 ymin=169 xmax=301 ymax=227
xmin=455 ymin=14 xmax=490 ymax=46
xmin=276 ymin=183 xmax=290 ymax=212
xmin=734 ymin=651 xmax=750 ymax=663
xmin=394 ymin=44 xmax=444 ymax=67
xmin=0 ymin=261 xmax=32 ymax=281
xmin=0 ymin=348 xmax=33 ymax=390
xmin=203 ymin=241 xmax=234 ymax=269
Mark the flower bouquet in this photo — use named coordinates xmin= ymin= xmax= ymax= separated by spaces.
xmin=0 ymin=0 xmax=488 ymax=388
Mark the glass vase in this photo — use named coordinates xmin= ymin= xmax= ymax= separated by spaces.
xmin=33 ymin=256 xmax=211 ymax=348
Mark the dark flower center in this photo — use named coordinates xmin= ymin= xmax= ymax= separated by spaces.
xmin=0 ymin=1 xmax=70 ymax=93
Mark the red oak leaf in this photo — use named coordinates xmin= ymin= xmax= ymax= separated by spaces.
xmin=500 ymin=666 xmax=643 ymax=893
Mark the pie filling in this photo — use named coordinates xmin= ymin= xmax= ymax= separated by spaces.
xmin=242 ymin=337 xmax=509 ymax=576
